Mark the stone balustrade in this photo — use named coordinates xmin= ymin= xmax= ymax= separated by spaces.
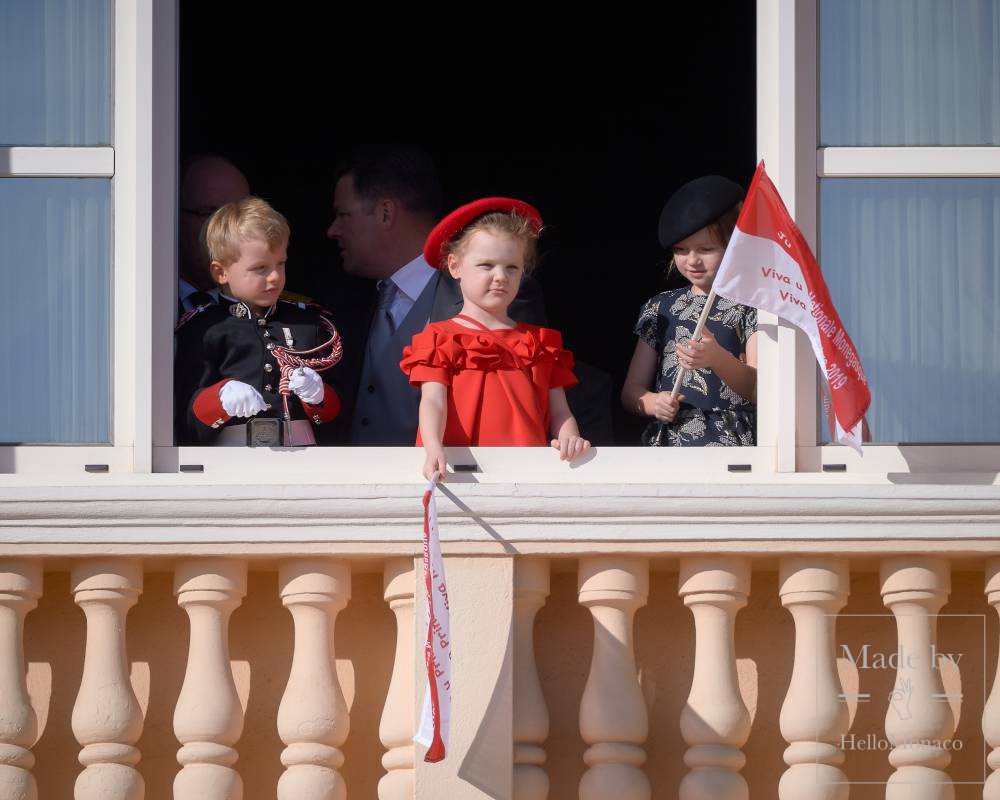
xmin=0 ymin=552 xmax=995 ymax=798
xmin=778 ymin=558 xmax=850 ymax=800
xmin=71 ymin=560 xmax=145 ymax=800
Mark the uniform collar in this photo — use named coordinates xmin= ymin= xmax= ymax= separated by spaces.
xmin=220 ymin=293 xmax=276 ymax=321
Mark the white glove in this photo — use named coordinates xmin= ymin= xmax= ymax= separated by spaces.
xmin=288 ymin=367 xmax=325 ymax=405
xmin=219 ymin=380 xmax=268 ymax=418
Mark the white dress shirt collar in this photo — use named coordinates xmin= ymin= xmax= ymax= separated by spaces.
xmin=387 ymin=254 xmax=435 ymax=303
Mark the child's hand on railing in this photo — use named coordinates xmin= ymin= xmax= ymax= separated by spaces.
xmin=423 ymin=445 xmax=448 ymax=482
xmin=551 ymin=434 xmax=591 ymax=462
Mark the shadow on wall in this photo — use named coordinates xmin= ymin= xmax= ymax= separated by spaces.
xmin=535 ymin=569 xmax=793 ymax=797
xmin=459 ymin=624 xmax=513 ymax=795
xmin=535 ymin=569 xmax=591 ymax=797
xmin=18 ymin=565 xmax=995 ymax=798
xmin=535 ymin=567 xmax=992 ymax=800
xmin=26 ymin=572 xmax=86 ymax=800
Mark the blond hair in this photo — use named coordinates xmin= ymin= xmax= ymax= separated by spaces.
xmin=706 ymin=202 xmax=742 ymax=247
xmin=444 ymin=211 xmax=541 ymax=273
xmin=205 ymin=196 xmax=290 ymax=266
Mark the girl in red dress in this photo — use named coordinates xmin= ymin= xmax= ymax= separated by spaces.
xmin=400 ymin=197 xmax=591 ymax=480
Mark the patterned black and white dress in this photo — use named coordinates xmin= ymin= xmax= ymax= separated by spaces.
xmin=634 ymin=288 xmax=757 ymax=446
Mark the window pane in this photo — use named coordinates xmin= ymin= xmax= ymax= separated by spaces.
xmin=0 ymin=179 xmax=111 ymax=443
xmin=820 ymin=0 xmax=1000 ymax=146
xmin=0 ymin=0 xmax=112 ymax=146
xmin=820 ymin=178 xmax=1000 ymax=443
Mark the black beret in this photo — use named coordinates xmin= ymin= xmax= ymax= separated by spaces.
xmin=657 ymin=175 xmax=744 ymax=249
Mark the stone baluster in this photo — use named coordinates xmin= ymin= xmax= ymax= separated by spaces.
xmin=880 ymin=557 xmax=954 ymax=799
xmin=277 ymin=560 xmax=351 ymax=800
xmin=513 ymin=558 xmax=550 ymax=800
xmin=778 ymin=558 xmax=850 ymax=800
xmin=173 ymin=559 xmax=247 ymax=800
xmin=577 ymin=557 xmax=650 ymax=800
xmin=379 ymin=559 xmax=416 ymax=800
xmin=985 ymin=559 xmax=1000 ymax=799
xmin=0 ymin=561 xmax=43 ymax=800
xmin=678 ymin=557 xmax=751 ymax=800
xmin=71 ymin=560 xmax=145 ymax=800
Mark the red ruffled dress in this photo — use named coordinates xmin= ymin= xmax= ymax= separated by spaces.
xmin=400 ymin=319 xmax=579 ymax=446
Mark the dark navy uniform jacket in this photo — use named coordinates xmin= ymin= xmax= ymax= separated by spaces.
xmin=174 ymin=297 xmax=341 ymax=444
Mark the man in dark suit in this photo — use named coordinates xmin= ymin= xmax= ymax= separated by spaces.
xmin=324 ymin=145 xmax=547 ymax=445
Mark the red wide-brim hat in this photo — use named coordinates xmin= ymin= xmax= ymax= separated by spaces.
xmin=423 ymin=197 xmax=543 ymax=269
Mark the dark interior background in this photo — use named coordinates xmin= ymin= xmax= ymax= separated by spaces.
xmin=179 ymin=5 xmax=756 ymax=443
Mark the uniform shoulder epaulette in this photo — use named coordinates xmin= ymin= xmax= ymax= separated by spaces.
xmin=175 ymin=302 xmax=218 ymax=332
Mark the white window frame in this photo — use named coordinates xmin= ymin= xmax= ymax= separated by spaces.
xmin=0 ymin=141 xmax=123 ymax=471
xmin=756 ymin=0 xmax=821 ymax=474
xmin=4 ymin=0 xmax=996 ymax=480
xmin=0 ymin=0 xmax=137 ymax=474
xmin=0 ymin=0 xmax=176 ymax=476
xmin=797 ymin=0 xmax=1000 ymax=474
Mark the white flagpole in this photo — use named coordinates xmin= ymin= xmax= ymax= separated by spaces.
xmin=654 ymin=288 xmax=718 ymax=445
xmin=669 ymin=288 xmax=718 ymax=397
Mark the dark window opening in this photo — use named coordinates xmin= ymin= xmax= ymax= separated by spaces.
xmin=179 ymin=5 xmax=756 ymax=445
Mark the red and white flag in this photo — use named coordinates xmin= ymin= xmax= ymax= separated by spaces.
xmin=713 ymin=162 xmax=871 ymax=450
xmin=415 ymin=479 xmax=451 ymax=762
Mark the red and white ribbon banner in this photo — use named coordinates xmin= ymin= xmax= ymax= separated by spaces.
xmin=414 ymin=478 xmax=451 ymax=762
xmin=713 ymin=162 xmax=871 ymax=450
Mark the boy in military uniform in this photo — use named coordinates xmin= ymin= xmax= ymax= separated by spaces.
xmin=175 ymin=197 xmax=341 ymax=445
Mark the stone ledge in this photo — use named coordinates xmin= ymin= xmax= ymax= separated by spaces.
xmin=0 ymin=481 xmax=998 ymax=546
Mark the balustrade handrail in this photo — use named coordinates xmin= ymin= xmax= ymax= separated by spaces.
xmin=1 ymin=478 xmax=999 ymax=557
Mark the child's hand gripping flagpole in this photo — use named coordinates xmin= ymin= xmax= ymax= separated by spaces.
xmin=654 ymin=289 xmax=719 ymax=445
xmin=415 ymin=470 xmax=451 ymax=763
xmin=669 ymin=288 xmax=717 ymax=397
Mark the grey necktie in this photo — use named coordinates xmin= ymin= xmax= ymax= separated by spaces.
xmin=368 ymin=279 xmax=398 ymax=357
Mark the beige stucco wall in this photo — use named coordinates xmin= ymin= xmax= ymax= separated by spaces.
xmin=21 ymin=567 xmax=993 ymax=798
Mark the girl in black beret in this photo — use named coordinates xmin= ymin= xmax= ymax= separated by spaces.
xmin=621 ymin=176 xmax=759 ymax=446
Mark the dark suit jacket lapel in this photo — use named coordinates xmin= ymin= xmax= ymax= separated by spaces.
xmin=385 ymin=271 xmax=442 ymax=356
xmin=430 ymin=272 xmax=463 ymax=322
